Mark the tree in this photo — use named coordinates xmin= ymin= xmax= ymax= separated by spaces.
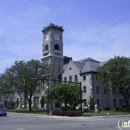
xmin=48 ymin=83 xmax=80 ymax=111
xmin=97 ymin=56 xmax=130 ymax=110
xmin=0 ymin=68 xmax=15 ymax=101
xmin=0 ymin=59 xmax=52 ymax=111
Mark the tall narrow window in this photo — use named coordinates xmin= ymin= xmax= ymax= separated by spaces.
xmin=113 ymin=99 xmax=116 ymax=107
xmin=97 ymin=86 xmax=99 ymax=94
xmin=97 ymin=99 xmax=99 ymax=107
xmin=69 ymin=76 xmax=72 ymax=82
xmin=83 ymin=99 xmax=87 ymax=106
xmin=45 ymin=44 xmax=48 ymax=50
xmin=75 ymin=75 xmax=78 ymax=82
xmin=83 ymin=76 xmax=86 ymax=80
xmin=54 ymin=44 xmax=59 ymax=50
xmin=83 ymin=86 xmax=86 ymax=93
xmin=64 ymin=77 xmax=67 ymax=82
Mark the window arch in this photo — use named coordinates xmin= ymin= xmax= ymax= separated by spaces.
xmin=69 ymin=76 xmax=72 ymax=82
xmin=64 ymin=77 xmax=67 ymax=82
xmin=54 ymin=44 xmax=59 ymax=50
xmin=75 ymin=75 xmax=78 ymax=82
xmin=45 ymin=44 xmax=48 ymax=50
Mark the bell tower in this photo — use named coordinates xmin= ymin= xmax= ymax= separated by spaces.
xmin=41 ymin=23 xmax=64 ymax=78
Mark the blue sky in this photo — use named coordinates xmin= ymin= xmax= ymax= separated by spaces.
xmin=0 ymin=0 xmax=130 ymax=73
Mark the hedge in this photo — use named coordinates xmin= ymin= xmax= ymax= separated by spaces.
xmin=53 ymin=110 xmax=80 ymax=116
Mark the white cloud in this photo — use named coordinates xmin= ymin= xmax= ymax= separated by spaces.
xmin=64 ymin=23 xmax=130 ymax=61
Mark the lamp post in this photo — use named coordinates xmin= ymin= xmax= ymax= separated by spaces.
xmin=47 ymin=86 xmax=49 ymax=116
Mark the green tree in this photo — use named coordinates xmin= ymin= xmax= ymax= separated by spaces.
xmin=48 ymin=83 xmax=80 ymax=111
xmin=97 ymin=56 xmax=130 ymax=110
xmin=0 ymin=59 xmax=52 ymax=111
xmin=0 ymin=68 xmax=15 ymax=101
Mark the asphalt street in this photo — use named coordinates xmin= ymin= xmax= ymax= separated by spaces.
xmin=0 ymin=113 xmax=130 ymax=130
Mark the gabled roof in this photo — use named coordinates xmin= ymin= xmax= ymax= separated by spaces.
xmin=78 ymin=57 xmax=100 ymax=63
xmin=81 ymin=60 xmax=100 ymax=73
xmin=62 ymin=57 xmax=105 ymax=74
xmin=73 ymin=61 xmax=85 ymax=70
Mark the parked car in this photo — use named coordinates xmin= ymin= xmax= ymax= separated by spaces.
xmin=0 ymin=108 xmax=7 ymax=116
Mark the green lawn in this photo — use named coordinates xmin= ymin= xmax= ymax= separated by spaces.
xmin=6 ymin=109 xmax=47 ymax=115
xmin=6 ymin=109 xmax=130 ymax=117
xmin=83 ymin=110 xmax=130 ymax=117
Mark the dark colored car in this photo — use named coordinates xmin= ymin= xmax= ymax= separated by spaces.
xmin=0 ymin=108 xmax=7 ymax=116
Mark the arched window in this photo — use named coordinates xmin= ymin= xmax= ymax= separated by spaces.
xmin=45 ymin=44 xmax=48 ymax=50
xmin=69 ymin=76 xmax=72 ymax=82
xmin=75 ymin=75 xmax=78 ymax=82
xmin=54 ymin=44 xmax=59 ymax=50
xmin=64 ymin=77 xmax=67 ymax=82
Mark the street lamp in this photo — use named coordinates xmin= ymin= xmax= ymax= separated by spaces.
xmin=46 ymin=86 xmax=49 ymax=116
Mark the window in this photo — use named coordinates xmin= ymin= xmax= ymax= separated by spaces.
xmin=113 ymin=99 xmax=116 ymax=107
xmin=83 ymin=99 xmax=87 ymax=106
xmin=96 ymin=86 xmax=99 ymax=94
xmin=69 ymin=76 xmax=72 ymax=82
xmin=64 ymin=77 xmax=67 ymax=82
xmin=83 ymin=86 xmax=86 ymax=93
xmin=69 ymin=67 xmax=72 ymax=70
xmin=75 ymin=75 xmax=78 ymax=82
xmin=45 ymin=44 xmax=48 ymax=50
xmin=54 ymin=44 xmax=59 ymax=50
xmin=97 ymin=99 xmax=99 ymax=107
xmin=83 ymin=76 xmax=86 ymax=80
xmin=119 ymin=99 xmax=124 ymax=106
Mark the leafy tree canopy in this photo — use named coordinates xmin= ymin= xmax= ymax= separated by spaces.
xmin=97 ymin=56 xmax=130 ymax=109
xmin=0 ymin=59 xmax=52 ymax=111
xmin=48 ymin=83 xmax=80 ymax=110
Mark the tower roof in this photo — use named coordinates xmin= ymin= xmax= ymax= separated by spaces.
xmin=42 ymin=23 xmax=64 ymax=32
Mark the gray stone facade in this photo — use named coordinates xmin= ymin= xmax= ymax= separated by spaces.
xmin=41 ymin=23 xmax=126 ymax=109
xmin=14 ymin=23 xmax=127 ymax=110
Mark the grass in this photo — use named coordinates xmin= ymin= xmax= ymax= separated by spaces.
xmin=83 ymin=109 xmax=130 ymax=117
xmin=6 ymin=109 xmax=130 ymax=117
xmin=6 ymin=109 xmax=47 ymax=115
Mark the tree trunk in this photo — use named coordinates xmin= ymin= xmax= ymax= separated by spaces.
xmin=28 ymin=95 xmax=32 ymax=111
xmin=65 ymin=102 xmax=67 ymax=111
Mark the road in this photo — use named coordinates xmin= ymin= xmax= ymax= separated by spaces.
xmin=0 ymin=113 xmax=130 ymax=130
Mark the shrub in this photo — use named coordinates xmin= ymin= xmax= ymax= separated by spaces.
xmin=66 ymin=111 xmax=80 ymax=116
xmin=32 ymin=106 xmax=38 ymax=109
xmin=115 ymin=106 xmax=122 ymax=111
xmin=53 ymin=110 xmax=61 ymax=115
xmin=60 ymin=111 xmax=66 ymax=116
xmin=10 ymin=102 xmax=16 ymax=109
xmin=83 ymin=107 xmax=88 ymax=113
xmin=61 ymin=106 xmax=71 ymax=111
xmin=98 ymin=107 xmax=102 ymax=111
xmin=53 ymin=110 xmax=80 ymax=116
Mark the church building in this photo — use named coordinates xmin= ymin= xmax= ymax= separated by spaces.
xmin=41 ymin=23 xmax=124 ymax=109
